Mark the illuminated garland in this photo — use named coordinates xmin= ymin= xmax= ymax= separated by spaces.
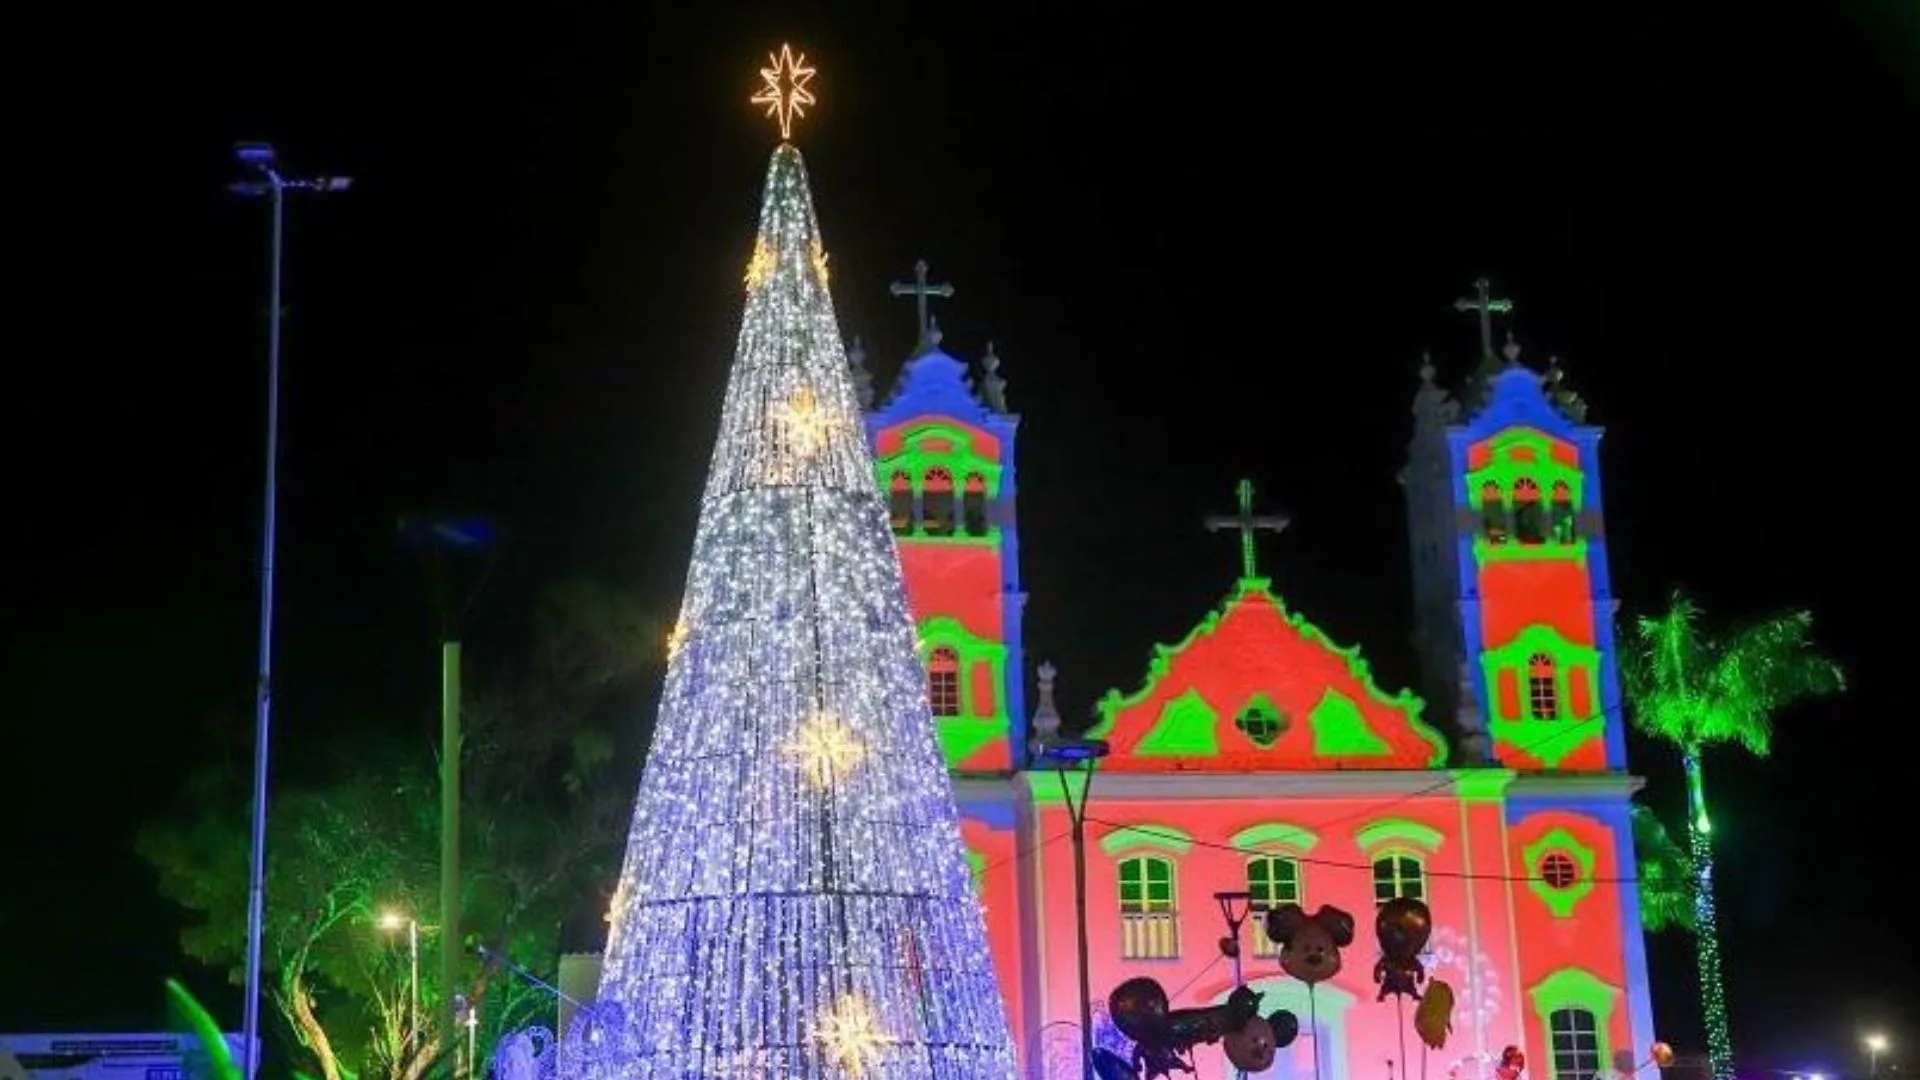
xmin=581 ymin=141 xmax=1015 ymax=1079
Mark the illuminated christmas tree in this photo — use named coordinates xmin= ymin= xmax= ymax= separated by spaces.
xmin=582 ymin=47 xmax=1016 ymax=1080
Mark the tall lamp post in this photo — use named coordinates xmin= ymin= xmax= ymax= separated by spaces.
xmin=400 ymin=514 xmax=496 ymax=1072
xmin=1866 ymin=1033 xmax=1889 ymax=1078
xmin=378 ymin=912 xmax=421 ymax=1048
xmin=228 ymin=142 xmax=351 ymax=1080
xmin=1213 ymin=891 xmax=1254 ymax=1080
xmin=1033 ymin=674 xmax=1109 ymax=1080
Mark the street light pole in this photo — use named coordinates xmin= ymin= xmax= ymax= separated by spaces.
xmin=1037 ymin=732 xmax=1110 ymax=1080
xmin=1866 ymin=1033 xmax=1889 ymax=1078
xmin=228 ymin=142 xmax=351 ymax=1080
xmin=1213 ymin=891 xmax=1253 ymax=1080
xmin=378 ymin=913 xmax=421 ymax=1051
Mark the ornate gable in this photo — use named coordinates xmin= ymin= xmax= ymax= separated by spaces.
xmin=1089 ymin=580 xmax=1448 ymax=772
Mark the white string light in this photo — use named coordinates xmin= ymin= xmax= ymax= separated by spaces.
xmin=583 ymin=144 xmax=1016 ymax=1079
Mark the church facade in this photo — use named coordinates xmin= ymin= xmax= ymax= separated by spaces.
xmin=856 ymin=280 xmax=1657 ymax=1080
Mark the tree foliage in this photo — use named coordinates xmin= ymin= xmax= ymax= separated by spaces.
xmin=139 ymin=580 xmax=659 ymax=1080
xmin=1624 ymin=590 xmax=1845 ymax=756
xmin=1630 ymin=803 xmax=1694 ymax=934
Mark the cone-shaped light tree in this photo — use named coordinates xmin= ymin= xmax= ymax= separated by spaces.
xmin=583 ymin=48 xmax=1017 ymax=1080
xmin=1625 ymin=591 xmax=1843 ymax=1080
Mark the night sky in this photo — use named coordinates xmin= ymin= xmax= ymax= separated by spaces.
xmin=9 ymin=2 xmax=1917 ymax=1075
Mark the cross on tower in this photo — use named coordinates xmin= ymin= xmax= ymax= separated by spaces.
xmin=1453 ymin=277 xmax=1514 ymax=362
xmin=889 ymin=259 xmax=954 ymax=351
xmin=1204 ymin=479 xmax=1290 ymax=582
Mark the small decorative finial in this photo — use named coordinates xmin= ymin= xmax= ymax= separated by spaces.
xmin=848 ymin=335 xmax=873 ymax=409
xmin=925 ymin=315 xmax=943 ymax=350
xmin=751 ymin=44 xmax=817 ymax=142
xmin=1418 ymin=351 xmax=1436 ymax=384
xmin=1545 ymin=356 xmax=1589 ymax=422
xmin=980 ymin=340 xmax=1008 ymax=413
xmin=1502 ymin=331 xmax=1522 ymax=366
xmin=1030 ymin=662 xmax=1063 ymax=756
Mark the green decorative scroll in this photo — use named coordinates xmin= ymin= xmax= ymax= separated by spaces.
xmin=1522 ymin=825 xmax=1598 ymax=918
xmin=1098 ymin=823 xmax=1195 ymax=859
xmin=1135 ymin=689 xmax=1221 ymax=756
xmin=1481 ymin=623 xmax=1602 ymax=768
xmin=918 ymin=615 xmax=1009 ymax=768
xmin=1309 ymin=689 xmax=1391 ymax=756
xmin=1354 ymin=818 xmax=1446 ymax=854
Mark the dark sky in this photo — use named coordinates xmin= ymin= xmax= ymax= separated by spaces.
xmin=8 ymin=2 xmax=1916 ymax=1074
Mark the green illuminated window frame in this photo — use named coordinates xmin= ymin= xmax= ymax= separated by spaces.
xmin=917 ymin=615 xmax=1008 ymax=769
xmin=1467 ymin=429 xmax=1589 ymax=565
xmin=1116 ymin=853 xmax=1181 ymax=960
xmin=1521 ymin=827 xmax=1598 ymax=918
xmin=1528 ymin=968 xmax=1618 ymax=1080
xmin=1370 ymin=852 xmax=1426 ymax=905
xmin=873 ymin=422 xmax=1003 ymax=544
xmin=1481 ymin=624 xmax=1601 ymax=768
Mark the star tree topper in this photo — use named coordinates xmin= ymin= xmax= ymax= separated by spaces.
xmin=752 ymin=43 xmax=817 ymax=141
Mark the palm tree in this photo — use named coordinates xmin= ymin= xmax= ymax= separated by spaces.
xmin=1629 ymin=804 xmax=1694 ymax=934
xmin=1624 ymin=591 xmax=1844 ymax=1080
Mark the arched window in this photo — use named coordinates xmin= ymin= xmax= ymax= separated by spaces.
xmin=921 ymin=468 xmax=955 ymax=536
xmin=961 ymin=474 xmax=989 ymax=536
xmin=1480 ymin=481 xmax=1509 ymax=543
xmin=1550 ymin=480 xmax=1577 ymax=544
xmin=888 ymin=471 xmax=914 ymax=535
xmin=1513 ymin=477 xmax=1546 ymax=544
xmin=1247 ymin=855 xmax=1301 ymax=956
xmin=1548 ymin=1008 xmax=1603 ymax=1079
xmin=1371 ymin=853 xmax=1425 ymax=904
xmin=1528 ymin=652 xmax=1559 ymax=720
xmin=927 ymin=647 xmax=961 ymax=717
xmin=1118 ymin=855 xmax=1179 ymax=960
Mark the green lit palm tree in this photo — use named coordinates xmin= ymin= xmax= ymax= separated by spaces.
xmin=1624 ymin=591 xmax=1844 ymax=1080
xmin=1629 ymin=803 xmax=1694 ymax=934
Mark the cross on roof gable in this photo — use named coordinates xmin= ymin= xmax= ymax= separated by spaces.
xmin=1088 ymin=580 xmax=1448 ymax=772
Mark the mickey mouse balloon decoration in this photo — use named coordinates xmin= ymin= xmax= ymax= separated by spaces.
xmin=1102 ymin=977 xmax=1298 ymax=1080
xmin=1263 ymin=903 xmax=1355 ymax=985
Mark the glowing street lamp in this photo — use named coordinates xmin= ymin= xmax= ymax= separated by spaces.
xmin=1866 ymin=1032 xmax=1889 ymax=1077
xmin=1035 ymin=719 xmax=1110 ymax=1080
xmin=378 ymin=912 xmax=421 ymax=1046
xmin=228 ymin=140 xmax=350 ymax=1080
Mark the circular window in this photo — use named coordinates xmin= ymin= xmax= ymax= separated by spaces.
xmin=1540 ymin=851 xmax=1579 ymax=889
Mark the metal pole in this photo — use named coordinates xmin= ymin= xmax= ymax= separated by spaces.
xmin=408 ymin=919 xmax=420 ymax=1048
xmin=441 ymin=640 xmax=463 ymax=1069
xmin=240 ymin=175 xmax=285 ymax=1080
xmin=1060 ymin=766 xmax=1095 ymax=1080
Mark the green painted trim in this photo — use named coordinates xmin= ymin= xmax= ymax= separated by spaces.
xmin=1452 ymin=768 xmax=1515 ymax=801
xmin=1481 ymin=623 xmax=1603 ymax=768
xmin=1089 ymin=579 xmax=1447 ymax=766
xmin=1135 ymin=689 xmax=1221 ymax=756
xmin=1521 ymin=826 xmax=1598 ymax=918
xmin=1229 ymin=823 xmax=1321 ymax=853
xmin=1354 ymin=818 xmax=1446 ymax=853
xmin=965 ymin=849 xmax=987 ymax=894
xmin=1473 ymin=536 xmax=1589 ymax=566
xmin=1527 ymin=967 xmax=1619 ymax=1079
xmin=1309 ymin=689 xmax=1392 ymax=755
xmin=874 ymin=420 xmax=1005 ymax=497
xmin=918 ymin=614 xmax=1010 ymax=769
xmin=1098 ymin=823 xmax=1195 ymax=858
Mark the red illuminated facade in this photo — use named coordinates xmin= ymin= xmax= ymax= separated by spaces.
xmin=858 ymin=296 xmax=1656 ymax=1080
